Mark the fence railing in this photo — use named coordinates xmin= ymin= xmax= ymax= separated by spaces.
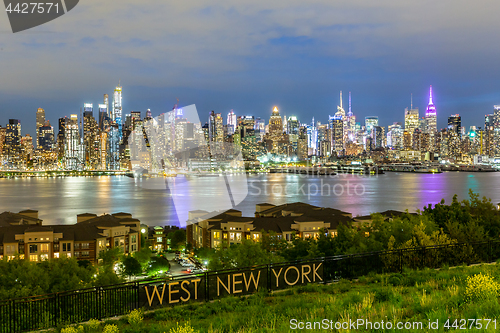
xmin=1 ymin=239 xmax=499 ymax=332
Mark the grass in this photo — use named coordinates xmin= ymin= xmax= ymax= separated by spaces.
xmin=60 ymin=263 xmax=500 ymax=332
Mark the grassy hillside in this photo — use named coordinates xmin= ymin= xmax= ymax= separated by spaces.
xmin=61 ymin=262 xmax=500 ymax=333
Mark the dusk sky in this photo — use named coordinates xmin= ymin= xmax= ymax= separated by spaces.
xmin=1 ymin=0 xmax=500 ymax=137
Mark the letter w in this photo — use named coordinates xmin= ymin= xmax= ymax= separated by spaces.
xmin=243 ymin=271 xmax=261 ymax=291
xmin=145 ymin=285 xmax=166 ymax=306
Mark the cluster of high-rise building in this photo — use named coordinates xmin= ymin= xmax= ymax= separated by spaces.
xmin=1 ymin=84 xmax=499 ymax=171
xmin=0 ymin=84 xmax=124 ymax=170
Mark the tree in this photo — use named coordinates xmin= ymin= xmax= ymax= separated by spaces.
xmin=95 ymin=267 xmax=123 ymax=287
xmin=121 ymin=256 xmax=142 ymax=279
xmin=99 ymin=247 xmax=122 ymax=269
xmin=146 ymin=255 xmax=170 ymax=276
xmin=168 ymin=229 xmax=186 ymax=251
xmin=208 ymin=240 xmax=284 ymax=270
xmin=133 ymin=246 xmax=152 ymax=269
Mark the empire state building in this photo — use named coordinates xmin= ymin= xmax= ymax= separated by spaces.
xmin=425 ymin=85 xmax=437 ymax=133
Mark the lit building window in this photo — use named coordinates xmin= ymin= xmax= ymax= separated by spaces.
xmin=236 ymin=233 xmax=242 ymax=241
xmin=157 ymin=237 xmax=162 ymax=242
xmin=53 ymin=253 xmax=59 ymax=258
xmin=30 ymin=255 xmax=38 ymax=262
xmin=40 ymin=254 xmax=49 ymax=261
xmin=229 ymin=233 xmax=235 ymax=241
xmin=40 ymin=244 xmax=49 ymax=253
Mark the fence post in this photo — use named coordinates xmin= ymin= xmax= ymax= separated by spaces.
xmin=399 ymin=250 xmax=403 ymax=274
xmin=205 ymin=271 xmax=209 ymax=302
xmin=267 ymin=264 xmax=271 ymax=292
xmin=135 ymin=282 xmax=140 ymax=310
xmin=97 ymin=287 xmax=102 ymax=320
xmin=9 ymin=299 xmax=13 ymax=333
xmin=54 ymin=293 xmax=59 ymax=328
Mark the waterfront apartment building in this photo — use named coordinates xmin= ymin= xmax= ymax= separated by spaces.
xmin=0 ymin=210 xmax=141 ymax=263
xmin=186 ymin=202 xmax=353 ymax=249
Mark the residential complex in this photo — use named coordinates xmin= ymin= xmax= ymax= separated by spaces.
xmin=0 ymin=210 xmax=141 ymax=263
xmin=186 ymin=202 xmax=353 ymax=249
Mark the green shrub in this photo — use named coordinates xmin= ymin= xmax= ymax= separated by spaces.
xmin=127 ymin=309 xmax=143 ymax=326
xmin=87 ymin=319 xmax=100 ymax=331
xmin=169 ymin=322 xmax=198 ymax=333
xmin=61 ymin=326 xmax=84 ymax=333
xmin=103 ymin=324 xmax=120 ymax=333
xmin=388 ymin=273 xmax=403 ymax=286
xmin=465 ymin=273 xmax=499 ymax=303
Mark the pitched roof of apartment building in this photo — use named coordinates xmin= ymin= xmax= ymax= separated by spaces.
xmin=0 ymin=212 xmax=42 ymax=228
xmin=0 ymin=213 xmax=141 ymax=244
xmin=194 ymin=202 xmax=353 ymax=233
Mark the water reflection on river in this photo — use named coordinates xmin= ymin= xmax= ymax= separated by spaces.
xmin=0 ymin=172 xmax=499 ymax=226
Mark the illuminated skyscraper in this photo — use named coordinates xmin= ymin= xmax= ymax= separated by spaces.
xmin=254 ymin=118 xmax=265 ymax=142
xmin=98 ymin=104 xmax=108 ymax=130
xmin=208 ymin=111 xmax=216 ymax=142
xmin=0 ymin=126 xmax=6 ymax=157
xmin=425 ymin=86 xmax=437 ymax=133
xmin=227 ymin=110 xmax=237 ymax=135
xmin=329 ymin=115 xmax=343 ymax=155
xmin=36 ymin=108 xmax=45 ymax=149
xmin=104 ymin=94 xmax=109 ymax=115
xmin=287 ymin=116 xmax=299 ymax=135
xmin=20 ymin=134 xmax=34 ymax=164
xmin=113 ymin=84 xmax=122 ymax=132
xmin=237 ymin=116 xmax=255 ymax=139
xmin=64 ymin=114 xmax=81 ymax=170
xmin=269 ymin=106 xmax=283 ymax=137
xmin=83 ymin=104 xmax=99 ymax=170
xmin=448 ymin=114 xmax=462 ymax=136
xmin=6 ymin=119 xmax=21 ymax=168
xmin=387 ymin=122 xmax=403 ymax=150
xmin=346 ymin=92 xmax=356 ymax=142
xmin=365 ymin=117 xmax=378 ymax=133
xmin=405 ymin=108 xmax=420 ymax=134
xmin=39 ymin=121 xmax=55 ymax=151
xmin=215 ymin=113 xmax=224 ymax=142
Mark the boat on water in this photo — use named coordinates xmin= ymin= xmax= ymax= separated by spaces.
xmin=413 ymin=165 xmax=442 ymax=173
xmin=380 ymin=163 xmax=442 ymax=173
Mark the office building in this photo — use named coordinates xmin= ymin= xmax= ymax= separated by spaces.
xmin=36 ymin=108 xmax=45 ymax=149
xmin=448 ymin=114 xmax=462 ymax=136
xmin=365 ymin=116 xmax=379 ymax=133
xmin=227 ymin=110 xmax=237 ymax=135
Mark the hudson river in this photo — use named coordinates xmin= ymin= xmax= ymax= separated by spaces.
xmin=1 ymin=172 xmax=500 ymax=226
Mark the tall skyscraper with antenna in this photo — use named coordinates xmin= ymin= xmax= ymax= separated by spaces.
xmin=425 ymin=85 xmax=437 ymax=133
xmin=346 ymin=92 xmax=356 ymax=142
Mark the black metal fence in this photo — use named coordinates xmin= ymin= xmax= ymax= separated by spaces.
xmin=1 ymin=240 xmax=500 ymax=332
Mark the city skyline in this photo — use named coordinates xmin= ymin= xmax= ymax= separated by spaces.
xmin=1 ymin=1 xmax=500 ymax=138
xmin=2 ymin=84 xmax=500 ymax=140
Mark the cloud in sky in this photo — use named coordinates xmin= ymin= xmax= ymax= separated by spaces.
xmin=1 ymin=0 xmax=500 ymax=136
